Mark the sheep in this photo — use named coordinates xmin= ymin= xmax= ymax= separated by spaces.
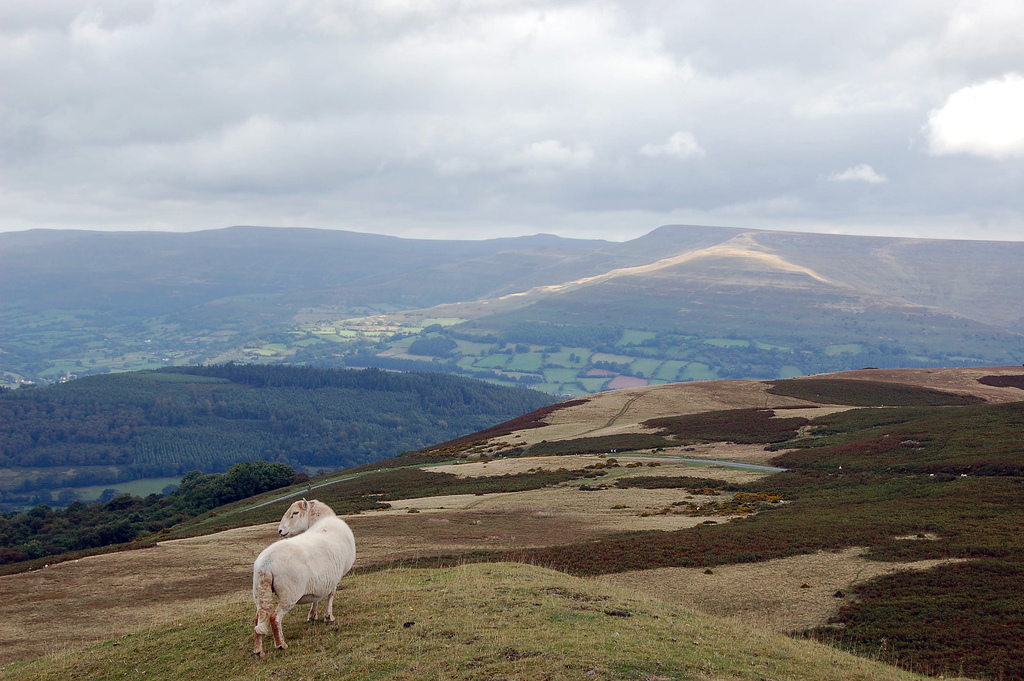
xmin=277 ymin=498 xmax=336 ymax=537
xmin=274 ymin=499 xmax=344 ymax=622
xmin=252 ymin=504 xmax=356 ymax=658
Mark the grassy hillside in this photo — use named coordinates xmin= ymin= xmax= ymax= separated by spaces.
xmin=0 ymin=563 xmax=948 ymax=681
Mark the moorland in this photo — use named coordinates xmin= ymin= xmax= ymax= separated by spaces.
xmin=2 ymin=365 xmax=1022 ymax=680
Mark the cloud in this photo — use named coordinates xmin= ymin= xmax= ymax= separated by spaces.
xmin=512 ymin=140 xmax=595 ymax=170
xmin=828 ymin=164 xmax=888 ymax=184
xmin=1 ymin=2 xmax=1024 ymax=240
xmin=926 ymin=73 xmax=1024 ymax=159
xmin=639 ymin=131 xmax=706 ymax=160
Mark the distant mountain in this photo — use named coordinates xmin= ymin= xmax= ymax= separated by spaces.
xmin=1 ymin=224 xmax=1023 ymax=389
xmin=0 ymin=226 xmax=612 ymax=315
xmin=469 ymin=230 xmax=1023 ymax=354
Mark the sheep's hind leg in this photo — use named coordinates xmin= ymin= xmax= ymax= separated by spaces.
xmin=307 ymin=600 xmax=320 ymax=622
xmin=271 ymin=610 xmax=289 ymax=650
xmin=323 ymin=590 xmax=336 ymax=623
xmin=253 ymin=613 xmax=269 ymax=658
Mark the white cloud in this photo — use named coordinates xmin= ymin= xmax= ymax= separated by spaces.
xmin=926 ymin=73 xmax=1024 ymax=159
xmin=639 ymin=131 xmax=706 ymax=160
xmin=828 ymin=164 xmax=888 ymax=184
xmin=510 ymin=140 xmax=595 ymax=171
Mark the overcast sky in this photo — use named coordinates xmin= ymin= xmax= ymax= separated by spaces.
xmin=2 ymin=1 xmax=1024 ymax=242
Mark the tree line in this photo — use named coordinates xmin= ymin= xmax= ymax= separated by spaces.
xmin=0 ymin=460 xmax=296 ymax=565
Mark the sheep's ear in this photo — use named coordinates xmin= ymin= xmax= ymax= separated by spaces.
xmin=300 ymin=499 xmax=309 ymax=511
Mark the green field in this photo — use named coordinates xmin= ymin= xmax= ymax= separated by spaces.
xmin=655 ymin=360 xmax=687 ymax=381
xmin=506 ymin=352 xmax=544 ymax=372
xmin=542 ymin=367 xmax=582 ymax=383
xmin=474 ymin=354 xmax=510 ymax=369
xmin=8 ymin=297 xmax=1021 ymax=397
xmin=578 ymin=377 xmax=610 ymax=392
xmin=543 ymin=347 xmax=592 ymax=366
xmin=680 ymin=362 xmax=717 ymax=380
xmin=67 ymin=477 xmax=183 ymax=503
xmin=826 ymin=343 xmax=865 ymax=355
xmin=630 ymin=358 xmax=663 ymax=378
xmin=591 ymin=352 xmax=636 ymax=365
xmin=617 ymin=329 xmax=657 ymax=345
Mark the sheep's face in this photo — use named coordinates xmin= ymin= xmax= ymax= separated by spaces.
xmin=278 ymin=500 xmax=312 ymax=537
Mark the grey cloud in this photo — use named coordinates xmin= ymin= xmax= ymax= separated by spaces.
xmin=1 ymin=0 xmax=1023 ymax=240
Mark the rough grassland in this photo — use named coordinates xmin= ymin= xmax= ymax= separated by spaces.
xmin=0 ymin=563 xmax=960 ymax=681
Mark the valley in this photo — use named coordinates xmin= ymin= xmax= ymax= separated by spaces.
xmin=3 ymin=225 xmax=1024 ymax=393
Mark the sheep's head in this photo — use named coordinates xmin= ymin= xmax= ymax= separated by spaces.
xmin=278 ymin=499 xmax=312 ymax=537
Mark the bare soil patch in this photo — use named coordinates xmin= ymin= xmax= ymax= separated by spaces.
xmin=598 ymin=547 xmax=969 ymax=634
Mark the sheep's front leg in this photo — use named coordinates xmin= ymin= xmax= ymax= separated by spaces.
xmin=306 ymin=600 xmax=320 ymax=622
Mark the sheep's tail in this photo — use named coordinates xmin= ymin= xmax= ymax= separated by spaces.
xmin=253 ymin=564 xmax=275 ymax=636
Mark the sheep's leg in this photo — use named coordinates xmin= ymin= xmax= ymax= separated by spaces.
xmin=253 ymin=572 xmax=276 ymax=658
xmin=271 ymin=610 xmax=288 ymax=650
xmin=268 ymin=602 xmax=296 ymax=651
xmin=254 ymin=607 xmax=280 ymax=656
xmin=253 ymin=613 xmax=266 ymax=658
xmin=306 ymin=600 xmax=320 ymax=622
xmin=323 ymin=589 xmax=336 ymax=623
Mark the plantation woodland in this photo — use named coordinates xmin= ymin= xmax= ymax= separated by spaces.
xmin=0 ymin=364 xmax=553 ymax=506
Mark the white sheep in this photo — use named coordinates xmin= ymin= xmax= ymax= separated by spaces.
xmin=277 ymin=498 xmax=336 ymax=536
xmin=252 ymin=500 xmax=356 ymax=658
